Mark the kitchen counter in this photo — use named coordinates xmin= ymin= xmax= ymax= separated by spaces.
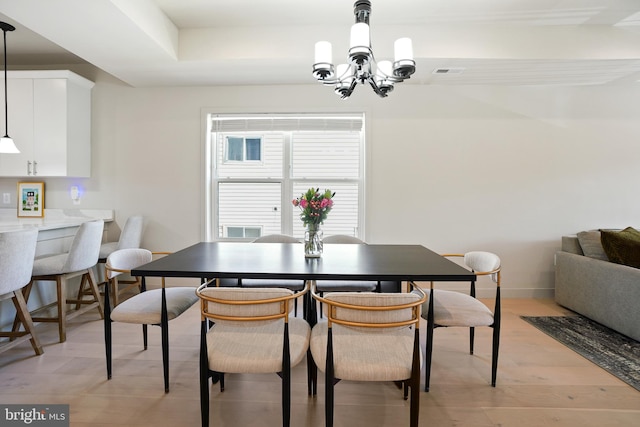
xmin=0 ymin=208 xmax=113 ymax=232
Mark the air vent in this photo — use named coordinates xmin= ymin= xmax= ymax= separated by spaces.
xmin=432 ymin=68 xmax=465 ymax=75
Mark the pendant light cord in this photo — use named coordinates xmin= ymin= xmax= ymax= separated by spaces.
xmin=3 ymin=27 xmax=8 ymax=137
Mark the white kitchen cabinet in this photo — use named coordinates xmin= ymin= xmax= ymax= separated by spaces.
xmin=0 ymin=70 xmax=94 ymax=177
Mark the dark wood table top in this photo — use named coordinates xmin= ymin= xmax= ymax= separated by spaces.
xmin=131 ymin=242 xmax=476 ymax=283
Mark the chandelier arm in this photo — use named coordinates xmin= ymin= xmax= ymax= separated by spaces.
xmin=367 ymin=77 xmax=388 ymax=98
xmin=345 ymin=78 xmax=358 ymax=98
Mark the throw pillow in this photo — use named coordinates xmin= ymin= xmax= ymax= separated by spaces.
xmin=576 ymin=231 xmax=609 ymax=261
xmin=600 ymin=227 xmax=640 ymax=269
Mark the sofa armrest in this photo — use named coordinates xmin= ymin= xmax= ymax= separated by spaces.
xmin=555 ymin=251 xmax=640 ymax=341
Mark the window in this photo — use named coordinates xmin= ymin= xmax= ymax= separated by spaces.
xmin=225 ymin=226 xmax=262 ymax=238
xmin=205 ymin=113 xmax=365 ymax=241
xmin=225 ymin=136 xmax=262 ymax=162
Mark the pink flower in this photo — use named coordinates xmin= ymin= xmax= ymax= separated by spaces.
xmin=320 ymin=198 xmax=330 ymax=208
xmin=300 ymin=199 xmax=308 ymax=208
xmin=292 ymin=199 xmax=299 ymax=207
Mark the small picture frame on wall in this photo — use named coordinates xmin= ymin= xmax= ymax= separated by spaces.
xmin=17 ymin=182 xmax=45 ymax=218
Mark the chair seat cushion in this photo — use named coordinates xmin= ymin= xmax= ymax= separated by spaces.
xmin=111 ymin=287 xmax=198 ymax=324
xmin=206 ymin=317 xmax=310 ymax=374
xmin=31 ymin=253 xmax=69 ymax=276
xmin=422 ymin=289 xmax=494 ymax=327
xmin=240 ymin=279 xmax=305 ymax=291
xmin=310 ymin=322 xmax=419 ymax=382
xmin=316 ymin=280 xmax=378 ymax=292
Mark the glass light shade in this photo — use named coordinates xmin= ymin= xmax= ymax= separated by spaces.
xmin=0 ymin=136 xmax=19 ymax=153
xmin=314 ymin=41 xmax=332 ymax=64
xmin=394 ymin=37 xmax=413 ymax=62
xmin=350 ymin=23 xmax=370 ymax=49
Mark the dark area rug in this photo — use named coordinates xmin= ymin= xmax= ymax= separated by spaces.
xmin=521 ymin=315 xmax=640 ymax=391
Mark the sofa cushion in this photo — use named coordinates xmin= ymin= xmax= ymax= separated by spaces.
xmin=600 ymin=227 xmax=640 ymax=269
xmin=576 ymin=231 xmax=608 ymax=261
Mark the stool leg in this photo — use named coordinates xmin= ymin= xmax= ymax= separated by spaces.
xmin=11 ymin=281 xmax=34 ymax=335
xmin=13 ymin=290 xmax=43 ymax=355
xmin=86 ymin=269 xmax=105 ymax=318
xmin=57 ymin=276 xmax=67 ymax=343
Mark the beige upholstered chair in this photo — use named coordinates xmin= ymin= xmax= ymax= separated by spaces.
xmin=197 ymin=283 xmax=311 ymax=427
xmin=97 ymin=215 xmax=145 ymax=306
xmin=310 ymin=283 xmax=426 ymax=427
xmin=25 ymin=219 xmax=104 ymax=343
xmin=242 ymin=234 xmax=306 ymax=314
xmin=0 ymin=228 xmax=41 ymax=355
xmin=316 ymin=234 xmax=399 ymax=293
xmin=316 ymin=235 xmax=378 ymax=320
xmin=104 ymin=248 xmax=199 ymax=393
xmin=322 ymin=234 xmax=363 ymax=244
xmin=421 ymin=251 xmax=501 ymax=391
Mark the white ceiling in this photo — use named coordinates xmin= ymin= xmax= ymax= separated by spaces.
xmin=1 ymin=0 xmax=640 ymax=88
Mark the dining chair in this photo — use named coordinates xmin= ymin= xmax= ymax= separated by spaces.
xmin=310 ymin=282 xmax=426 ymax=427
xmin=315 ymin=235 xmax=400 ymax=318
xmin=0 ymin=228 xmax=42 ymax=356
xmin=96 ymin=215 xmax=145 ymax=306
xmin=197 ymin=282 xmax=311 ymax=427
xmin=23 ymin=219 xmax=105 ymax=343
xmin=421 ymin=251 xmax=501 ymax=391
xmin=104 ymin=248 xmax=199 ymax=393
xmin=241 ymin=234 xmax=306 ymax=315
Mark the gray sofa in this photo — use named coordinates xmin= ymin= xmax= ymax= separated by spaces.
xmin=555 ymin=233 xmax=640 ymax=342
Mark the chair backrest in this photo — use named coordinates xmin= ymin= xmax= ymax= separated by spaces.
xmin=116 ymin=215 xmax=144 ymax=250
xmin=63 ymin=219 xmax=105 ymax=273
xmin=320 ymin=286 xmax=425 ymax=331
xmin=252 ymin=234 xmax=300 ymax=243
xmin=106 ymin=248 xmax=153 ymax=280
xmin=323 ymin=235 xmax=364 ymax=244
xmin=197 ymin=286 xmax=298 ymax=325
xmin=0 ymin=228 xmax=39 ymax=295
xmin=464 ymin=251 xmax=501 ymax=283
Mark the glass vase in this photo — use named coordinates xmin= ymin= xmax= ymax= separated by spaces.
xmin=304 ymin=224 xmax=323 ymax=258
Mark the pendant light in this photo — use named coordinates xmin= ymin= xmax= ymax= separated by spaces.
xmin=312 ymin=0 xmax=416 ymax=99
xmin=0 ymin=21 xmax=19 ymax=153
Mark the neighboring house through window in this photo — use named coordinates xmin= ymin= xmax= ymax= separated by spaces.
xmin=204 ymin=113 xmax=365 ymax=241
xmin=225 ymin=136 xmax=262 ymax=162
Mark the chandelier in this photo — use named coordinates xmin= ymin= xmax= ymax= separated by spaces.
xmin=312 ymin=0 xmax=416 ymax=99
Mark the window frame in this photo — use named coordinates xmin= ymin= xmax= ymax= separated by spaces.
xmin=224 ymin=135 xmax=263 ymax=163
xmin=224 ymin=225 xmax=263 ymax=238
xmin=203 ymin=113 xmax=366 ymax=242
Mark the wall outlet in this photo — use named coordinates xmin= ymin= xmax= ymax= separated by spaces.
xmin=2 ymin=193 xmax=9 ymax=204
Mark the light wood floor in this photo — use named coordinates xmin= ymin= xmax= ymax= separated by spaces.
xmin=1 ymin=297 xmax=639 ymax=427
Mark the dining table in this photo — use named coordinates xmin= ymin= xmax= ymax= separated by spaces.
xmin=130 ymin=241 xmax=476 ymax=283
xmin=131 ymin=242 xmax=476 ymax=319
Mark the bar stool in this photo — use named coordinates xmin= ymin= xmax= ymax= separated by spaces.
xmin=97 ymin=215 xmax=144 ymax=306
xmin=24 ymin=219 xmax=105 ymax=343
xmin=0 ymin=228 xmax=42 ymax=355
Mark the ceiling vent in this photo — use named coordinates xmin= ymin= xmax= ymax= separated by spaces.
xmin=432 ymin=67 xmax=465 ymax=75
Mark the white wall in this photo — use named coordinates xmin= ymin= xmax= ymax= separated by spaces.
xmin=2 ymin=70 xmax=639 ymax=298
